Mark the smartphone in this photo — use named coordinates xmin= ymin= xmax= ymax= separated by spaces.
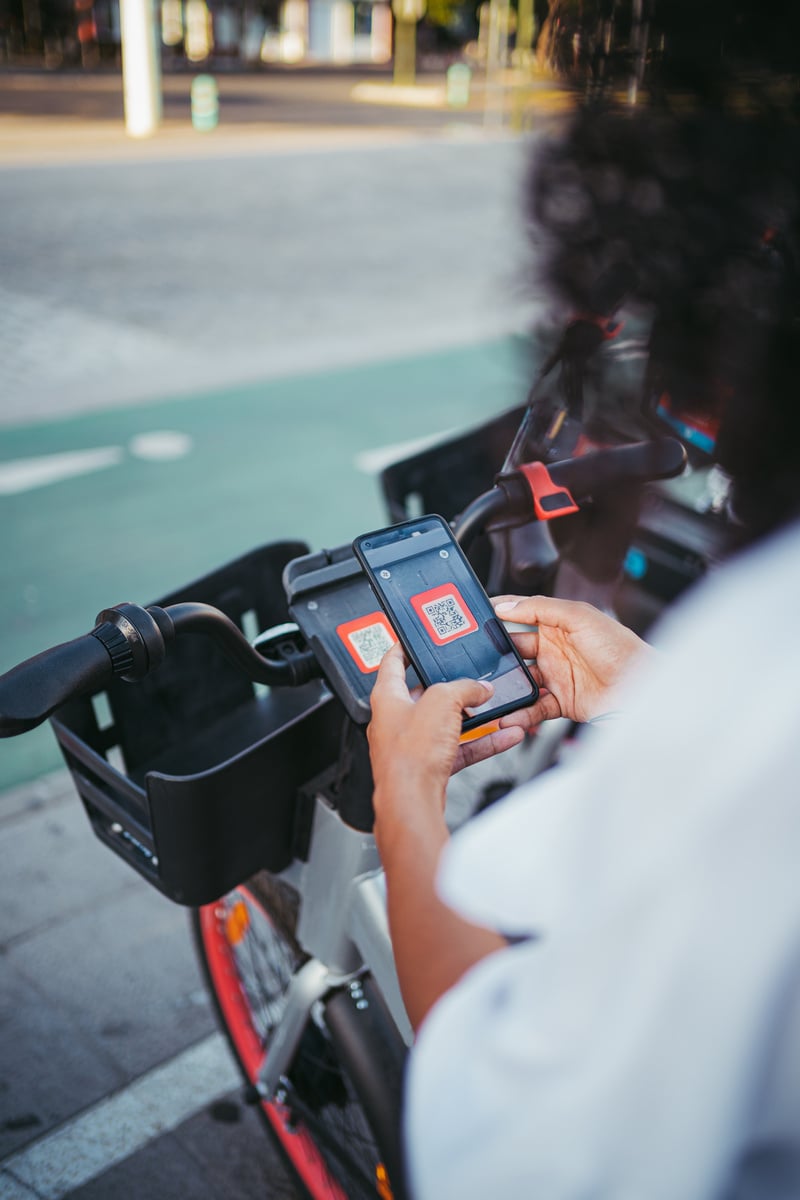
xmin=353 ymin=514 xmax=538 ymax=731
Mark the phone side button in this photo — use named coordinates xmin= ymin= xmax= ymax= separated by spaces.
xmin=484 ymin=616 xmax=511 ymax=652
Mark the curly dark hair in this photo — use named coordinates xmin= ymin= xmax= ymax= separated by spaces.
xmin=525 ymin=6 xmax=800 ymax=539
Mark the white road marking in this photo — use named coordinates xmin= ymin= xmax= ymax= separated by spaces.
xmin=128 ymin=431 xmax=194 ymax=461
xmin=0 ymin=433 xmax=193 ymax=495
xmin=0 ymin=1033 xmax=240 ymax=1200
xmin=355 ymin=428 xmax=459 ymax=475
xmin=0 ymin=448 xmax=124 ymax=495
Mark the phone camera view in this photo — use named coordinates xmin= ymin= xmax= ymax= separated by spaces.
xmin=356 ymin=517 xmax=537 ymax=725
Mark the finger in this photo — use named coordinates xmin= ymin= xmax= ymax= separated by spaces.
xmin=492 ymin=594 xmax=529 ymax=609
xmin=494 ymin=594 xmax=585 ymax=632
xmin=453 ymin=724 xmax=525 ymax=773
xmin=426 ymin=675 xmax=494 ymax=720
xmin=493 ymin=597 xmax=540 ymax=657
xmin=507 ymin=629 xmax=539 ymax=661
xmin=371 ymin=643 xmax=410 ymax=702
xmin=499 ymin=691 xmax=562 ymax=729
xmin=412 ymin=677 xmax=495 ymax=744
xmin=369 ymin=645 xmax=414 ymax=729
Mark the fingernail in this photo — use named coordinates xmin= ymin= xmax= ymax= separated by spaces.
xmin=495 ymin=602 xmax=517 ymax=613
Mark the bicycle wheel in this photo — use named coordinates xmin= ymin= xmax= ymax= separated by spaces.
xmin=192 ymin=872 xmax=401 ymax=1200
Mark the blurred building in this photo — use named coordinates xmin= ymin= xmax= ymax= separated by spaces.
xmin=1 ymin=0 xmax=395 ymax=66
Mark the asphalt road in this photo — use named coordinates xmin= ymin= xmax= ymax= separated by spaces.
xmin=0 ymin=70 xmax=556 ymax=1199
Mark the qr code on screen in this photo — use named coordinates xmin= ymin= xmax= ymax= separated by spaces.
xmin=348 ymin=622 xmax=395 ymax=670
xmin=422 ymin=595 xmax=471 ymax=640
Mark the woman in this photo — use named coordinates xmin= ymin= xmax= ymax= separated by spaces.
xmin=368 ymin=15 xmax=800 ymax=1194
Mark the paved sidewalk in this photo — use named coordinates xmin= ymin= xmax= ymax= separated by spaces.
xmin=0 ymin=115 xmax=437 ymax=167
xmin=0 ymin=113 xmax=546 ymax=433
xmin=0 ymin=768 xmax=301 ymax=1200
xmin=0 ymin=64 xmax=575 ymax=167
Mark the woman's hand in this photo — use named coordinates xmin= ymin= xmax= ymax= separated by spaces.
xmin=367 ymin=643 xmax=516 ymax=1029
xmin=368 ymin=644 xmax=525 ymax=832
xmin=493 ymin=595 xmax=652 ymax=728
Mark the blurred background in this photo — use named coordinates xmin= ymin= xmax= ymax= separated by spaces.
xmin=2 ymin=3 xmax=791 ymax=1197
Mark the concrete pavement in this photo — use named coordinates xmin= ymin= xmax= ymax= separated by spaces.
xmin=0 ymin=78 xmax=549 ymax=427
xmin=0 ymin=63 xmax=575 ymax=166
xmin=0 ymin=766 xmax=302 ymax=1200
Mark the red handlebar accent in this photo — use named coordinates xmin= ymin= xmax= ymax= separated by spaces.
xmin=574 ymin=313 xmax=624 ymax=339
xmin=518 ymin=461 xmax=580 ymax=521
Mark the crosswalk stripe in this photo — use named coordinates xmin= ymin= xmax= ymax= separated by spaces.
xmin=0 ymin=1033 xmax=240 ymax=1199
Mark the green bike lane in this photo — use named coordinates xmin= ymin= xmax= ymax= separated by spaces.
xmin=0 ymin=334 xmax=537 ymax=790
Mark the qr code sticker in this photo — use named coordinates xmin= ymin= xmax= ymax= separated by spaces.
xmin=422 ymin=595 xmax=471 ymax=640
xmin=337 ymin=611 xmax=397 ymax=673
xmin=348 ymin=623 xmax=395 ymax=670
xmin=411 ymin=584 xmax=478 ymax=645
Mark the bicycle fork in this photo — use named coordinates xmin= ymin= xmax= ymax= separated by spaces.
xmin=254 ymin=792 xmax=411 ymax=1186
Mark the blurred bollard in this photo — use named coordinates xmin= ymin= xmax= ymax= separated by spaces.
xmin=191 ymin=74 xmax=219 ymax=131
xmin=120 ymin=0 xmax=162 ymax=137
xmin=446 ymin=63 xmax=472 ymax=107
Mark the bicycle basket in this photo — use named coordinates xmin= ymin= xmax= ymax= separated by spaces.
xmin=380 ymin=404 xmax=526 ymax=524
xmin=50 ymin=542 xmax=344 ymax=906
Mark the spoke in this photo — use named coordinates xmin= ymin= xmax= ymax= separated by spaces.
xmin=216 ymin=887 xmax=385 ymax=1199
xmin=283 ymin=1081 xmax=380 ymax=1196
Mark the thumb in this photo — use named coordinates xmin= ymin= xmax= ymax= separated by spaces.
xmin=427 ymin=675 xmax=494 ymax=720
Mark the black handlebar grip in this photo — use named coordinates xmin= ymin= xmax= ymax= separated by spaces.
xmin=0 ymin=634 xmax=114 ymax=738
xmin=548 ymin=438 xmax=687 ymax=497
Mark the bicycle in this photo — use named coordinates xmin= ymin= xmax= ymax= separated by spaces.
xmin=0 ymin=309 xmax=720 ymax=1199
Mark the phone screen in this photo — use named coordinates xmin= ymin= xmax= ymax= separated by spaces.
xmin=353 ymin=515 xmax=538 ymax=730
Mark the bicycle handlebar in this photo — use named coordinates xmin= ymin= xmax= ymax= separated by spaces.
xmin=0 ymin=601 xmax=320 ymax=739
xmin=165 ymin=603 xmax=319 ymax=687
xmin=0 ymin=437 xmax=687 ymax=739
xmin=455 ymin=436 xmax=687 ymax=548
xmin=0 ymin=634 xmax=117 ymax=738
xmin=543 ymin=437 xmax=687 ymax=496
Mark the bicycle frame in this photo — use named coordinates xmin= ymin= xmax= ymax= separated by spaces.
xmin=256 ymin=794 xmax=410 ymax=1106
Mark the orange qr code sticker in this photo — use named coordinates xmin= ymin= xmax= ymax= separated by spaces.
xmin=337 ymin=611 xmax=398 ymax=674
xmin=410 ymin=583 xmax=478 ymax=645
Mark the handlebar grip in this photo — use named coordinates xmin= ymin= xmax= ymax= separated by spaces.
xmin=456 ymin=437 xmax=688 ymax=551
xmin=0 ymin=599 xmax=322 ymax=740
xmin=547 ymin=437 xmax=687 ymax=497
xmin=0 ymin=634 xmax=113 ymax=738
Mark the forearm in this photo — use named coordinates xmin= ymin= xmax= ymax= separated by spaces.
xmin=374 ymin=788 xmax=507 ymax=1032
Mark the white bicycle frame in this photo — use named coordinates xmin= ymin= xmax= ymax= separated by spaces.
xmin=254 ymin=792 xmax=410 ymax=1102
xmin=252 ymin=704 xmax=574 ymax=1103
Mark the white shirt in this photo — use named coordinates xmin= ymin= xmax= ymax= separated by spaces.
xmin=406 ymin=519 xmax=800 ymax=1199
